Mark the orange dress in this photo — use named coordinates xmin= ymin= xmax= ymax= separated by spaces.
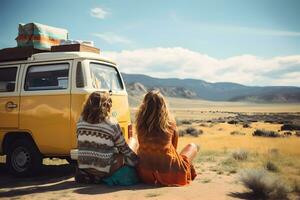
xmin=137 ymin=126 xmax=197 ymax=186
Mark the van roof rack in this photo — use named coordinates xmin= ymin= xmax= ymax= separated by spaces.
xmin=0 ymin=46 xmax=49 ymax=62
xmin=0 ymin=44 xmax=100 ymax=62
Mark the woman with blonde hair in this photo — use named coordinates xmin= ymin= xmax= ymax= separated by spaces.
xmin=75 ymin=92 xmax=139 ymax=185
xmin=136 ymin=90 xmax=198 ymax=186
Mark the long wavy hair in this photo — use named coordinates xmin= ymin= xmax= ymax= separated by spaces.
xmin=81 ymin=92 xmax=112 ymax=124
xmin=135 ymin=90 xmax=175 ymax=137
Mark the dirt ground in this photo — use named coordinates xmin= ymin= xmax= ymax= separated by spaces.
xmin=0 ymin=161 xmax=248 ymax=200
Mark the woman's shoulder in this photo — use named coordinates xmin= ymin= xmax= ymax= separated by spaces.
xmin=105 ymin=117 xmax=118 ymax=125
xmin=104 ymin=117 xmax=121 ymax=132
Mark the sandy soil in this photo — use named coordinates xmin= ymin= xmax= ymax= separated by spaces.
xmin=0 ymin=162 xmax=247 ymax=200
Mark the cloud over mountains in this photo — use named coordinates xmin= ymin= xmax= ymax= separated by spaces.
xmin=102 ymin=47 xmax=300 ymax=87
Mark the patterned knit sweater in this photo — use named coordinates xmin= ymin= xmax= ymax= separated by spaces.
xmin=77 ymin=117 xmax=138 ymax=173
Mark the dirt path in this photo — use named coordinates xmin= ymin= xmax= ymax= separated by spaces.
xmin=0 ymin=163 xmax=248 ymax=200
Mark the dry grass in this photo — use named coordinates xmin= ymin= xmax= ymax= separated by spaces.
xmin=240 ymin=169 xmax=290 ymax=199
xmin=177 ymin=122 xmax=300 ymax=156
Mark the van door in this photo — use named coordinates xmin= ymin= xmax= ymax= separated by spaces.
xmin=20 ymin=61 xmax=71 ymax=155
xmin=0 ymin=65 xmax=20 ymax=128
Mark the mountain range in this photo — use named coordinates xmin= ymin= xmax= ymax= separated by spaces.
xmin=122 ymin=73 xmax=300 ymax=103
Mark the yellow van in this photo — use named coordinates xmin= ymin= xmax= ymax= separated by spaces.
xmin=0 ymin=51 xmax=132 ymax=176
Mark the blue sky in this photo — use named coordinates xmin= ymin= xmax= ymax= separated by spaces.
xmin=1 ymin=0 xmax=300 ymax=86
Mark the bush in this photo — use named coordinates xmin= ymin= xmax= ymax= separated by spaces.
xmin=186 ymin=127 xmax=203 ymax=137
xmin=283 ymin=131 xmax=292 ymax=137
xmin=232 ymin=149 xmax=248 ymax=161
xmin=181 ymin=119 xmax=192 ymax=125
xmin=243 ymin=123 xmax=251 ymax=128
xmin=179 ymin=127 xmax=203 ymax=137
xmin=230 ymin=131 xmax=246 ymax=136
xmin=228 ymin=120 xmax=238 ymax=124
xmin=240 ymin=169 xmax=290 ymax=199
xmin=281 ymin=124 xmax=300 ymax=131
xmin=265 ymin=161 xmax=279 ymax=172
xmin=253 ymin=129 xmax=280 ymax=137
xmin=295 ymin=131 xmax=300 ymax=137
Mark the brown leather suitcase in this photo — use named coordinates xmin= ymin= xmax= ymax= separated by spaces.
xmin=0 ymin=46 xmax=49 ymax=62
xmin=51 ymin=44 xmax=100 ymax=54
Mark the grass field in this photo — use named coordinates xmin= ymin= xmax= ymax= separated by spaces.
xmin=131 ymin=97 xmax=300 ymax=198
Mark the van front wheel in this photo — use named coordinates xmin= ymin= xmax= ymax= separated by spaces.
xmin=7 ymin=139 xmax=42 ymax=176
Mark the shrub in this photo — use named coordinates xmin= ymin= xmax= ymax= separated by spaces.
xmin=240 ymin=169 xmax=290 ymax=199
xmin=295 ymin=131 xmax=300 ymax=137
xmin=230 ymin=131 xmax=246 ymax=136
xmin=281 ymin=124 xmax=300 ymax=131
xmin=186 ymin=127 xmax=203 ymax=137
xmin=243 ymin=123 xmax=251 ymax=128
xmin=181 ymin=119 xmax=192 ymax=125
xmin=232 ymin=149 xmax=248 ymax=161
xmin=179 ymin=127 xmax=203 ymax=137
xmin=283 ymin=131 xmax=292 ymax=137
xmin=253 ymin=129 xmax=280 ymax=137
xmin=265 ymin=161 xmax=279 ymax=172
xmin=228 ymin=120 xmax=238 ymax=124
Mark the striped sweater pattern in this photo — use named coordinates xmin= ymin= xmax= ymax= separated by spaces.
xmin=77 ymin=117 xmax=138 ymax=173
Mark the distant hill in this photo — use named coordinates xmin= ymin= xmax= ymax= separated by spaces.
xmin=122 ymin=73 xmax=300 ymax=103
xmin=126 ymin=82 xmax=197 ymax=99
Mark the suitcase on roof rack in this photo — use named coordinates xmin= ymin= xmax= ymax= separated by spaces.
xmin=51 ymin=44 xmax=100 ymax=54
xmin=0 ymin=46 xmax=49 ymax=62
xmin=16 ymin=23 xmax=68 ymax=50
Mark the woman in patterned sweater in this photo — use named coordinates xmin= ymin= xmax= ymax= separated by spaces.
xmin=75 ymin=92 xmax=139 ymax=184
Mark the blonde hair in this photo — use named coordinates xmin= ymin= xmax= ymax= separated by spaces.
xmin=135 ymin=90 xmax=175 ymax=136
xmin=81 ymin=92 xmax=112 ymax=123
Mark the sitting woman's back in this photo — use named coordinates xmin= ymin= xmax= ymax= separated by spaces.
xmin=76 ymin=92 xmax=138 ymax=184
xmin=136 ymin=91 xmax=198 ymax=186
xmin=77 ymin=117 xmax=136 ymax=173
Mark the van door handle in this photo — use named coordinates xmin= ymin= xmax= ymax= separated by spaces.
xmin=6 ymin=102 xmax=18 ymax=109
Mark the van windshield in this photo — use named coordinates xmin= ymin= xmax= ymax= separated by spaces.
xmin=89 ymin=63 xmax=123 ymax=91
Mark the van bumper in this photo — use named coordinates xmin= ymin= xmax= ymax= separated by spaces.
xmin=70 ymin=149 xmax=78 ymax=160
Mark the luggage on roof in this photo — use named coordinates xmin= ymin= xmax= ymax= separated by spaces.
xmin=16 ymin=22 xmax=68 ymax=50
xmin=0 ymin=46 xmax=49 ymax=62
xmin=0 ymin=22 xmax=100 ymax=62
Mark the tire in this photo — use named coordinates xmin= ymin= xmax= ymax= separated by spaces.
xmin=6 ymin=139 xmax=42 ymax=176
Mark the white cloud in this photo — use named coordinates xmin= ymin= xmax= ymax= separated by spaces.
xmin=93 ymin=33 xmax=132 ymax=44
xmin=101 ymin=47 xmax=300 ymax=86
xmin=90 ymin=7 xmax=109 ymax=19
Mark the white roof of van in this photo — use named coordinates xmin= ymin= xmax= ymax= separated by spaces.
xmin=0 ymin=51 xmax=116 ymax=65
xmin=30 ymin=51 xmax=116 ymax=64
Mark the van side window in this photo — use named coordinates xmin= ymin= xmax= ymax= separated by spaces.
xmin=90 ymin=63 xmax=123 ymax=91
xmin=76 ymin=62 xmax=85 ymax=88
xmin=0 ymin=67 xmax=17 ymax=92
xmin=25 ymin=63 xmax=69 ymax=91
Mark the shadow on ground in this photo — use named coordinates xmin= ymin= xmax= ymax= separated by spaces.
xmin=227 ymin=192 xmax=258 ymax=200
xmin=0 ymin=163 xmax=157 ymax=199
